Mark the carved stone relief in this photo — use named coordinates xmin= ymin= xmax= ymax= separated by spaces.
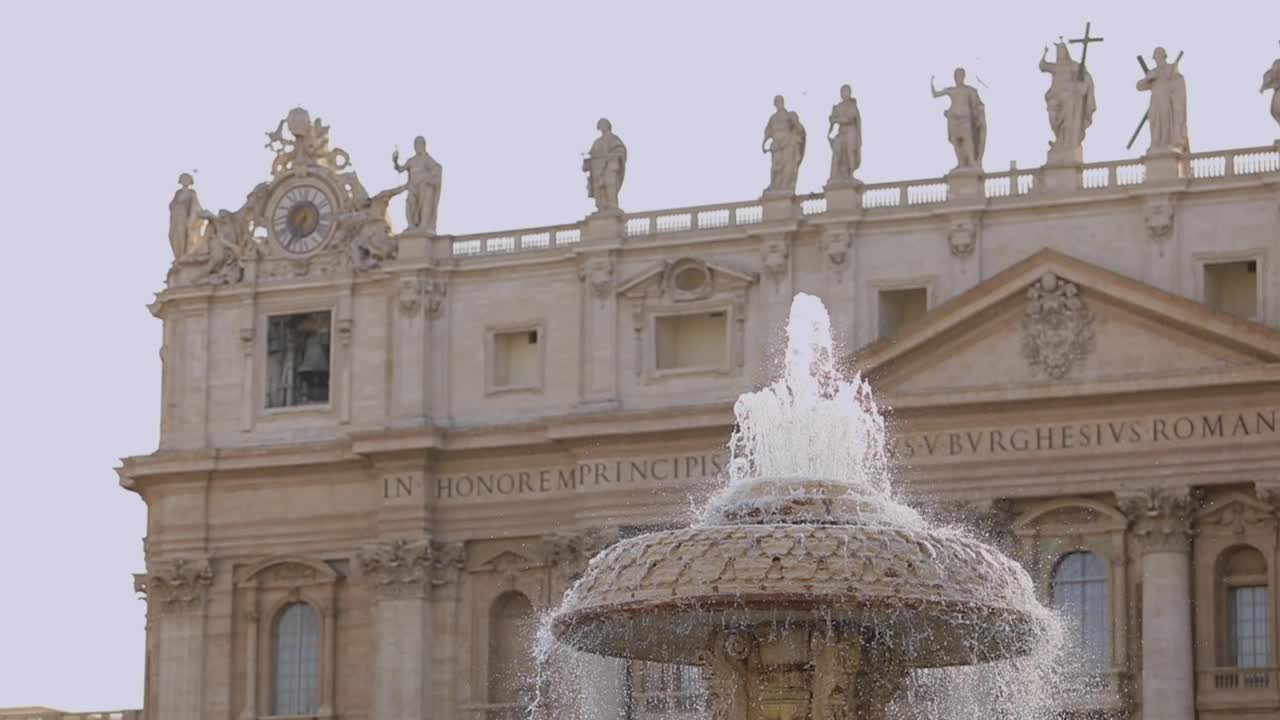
xmin=137 ymin=557 xmax=214 ymax=614
xmin=1118 ymin=487 xmax=1200 ymax=554
xmin=761 ymin=238 xmax=790 ymax=282
xmin=1021 ymin=272 xmax=1095 ymax=379
xmin=947 ymin=216 xmax=978 ymax=258
xmin=1144 ymin=196 xmax=1175 ymax=242
xmin=358 ymin=538 xmax=432 ymax=600
xmin=580 ymin=258 xmax=614 ymax=300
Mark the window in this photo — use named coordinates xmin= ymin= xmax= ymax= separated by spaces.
xmin=266 ymin=311 xmax=331 ymax=408
xmin=655 ymin=312 xmax=727 ymax=371
xmin=878 ymin=288 xmax=928 ymax=338
xmin=272 ymin=602 xmax=321 ymax=716
xmin=1204 ymin=260 xmax=1258 ymax=321
xmin=490 ymin=328 xmax=542 ymax=390
xmin=1051 ymin=551 xmax=1109 ymax=671
xmin=1219 ymin=546 xmax=1270 ymax=668
xmin=1230 ymin=586 xmax=1270 ymax=667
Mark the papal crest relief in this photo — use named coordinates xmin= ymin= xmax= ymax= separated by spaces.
xmin=1021 ymin=272 xmax=1095 ymax=379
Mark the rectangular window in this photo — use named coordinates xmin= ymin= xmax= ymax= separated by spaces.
xmin=878 ymin=288 xmax=928 ymax=338
xmin=266 ymin=311 xmax=331 ymax=408
xmin=655 ymin=312 xmax=728 ymax=371
xmin=1204 ymin=260 xmax=1258 ymax=322
xmin=492 ymin=328 xmax=542 ymax=389
xmin=1229 ymin=585 xmax=1269 ymax=667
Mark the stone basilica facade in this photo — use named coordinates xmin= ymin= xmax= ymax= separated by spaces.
xmin=121 ymin=46 xmax=1280 ymax=720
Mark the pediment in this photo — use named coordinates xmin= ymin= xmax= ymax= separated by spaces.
xmin=617 ymin=257 xmax=758 ymax=301
xmin=1013 ymin=498 xmax=1128 ymax=536
xmin=237 ymin=555 xmax=340 ymax=586
xmin=852 ymin=249 xmax=1280 ymax=402
xmin=470 ymin=548 xmax=542 ymax=573
xmin=1197 ymin=492 xmax=1277 ymax=536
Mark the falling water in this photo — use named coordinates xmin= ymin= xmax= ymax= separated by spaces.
xmin=532 ymin=293 xmax=1079 ymax=720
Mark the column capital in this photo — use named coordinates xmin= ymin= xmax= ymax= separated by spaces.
xmin=543 ymin=527 xmax=620 ymax=590
xmin=1117 ymin=487 xmax=1201 ymax=554
xmin=137 ymin=557 xmax=214 ymax=615
xmin=358 ymin=538 xmax=432 ymax=600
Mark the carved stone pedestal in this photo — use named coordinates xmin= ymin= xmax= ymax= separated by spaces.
xmin=822 ymin=182 xmax=864 ymax=214
xmin=397 ymin=228 xmax=436 ymax=260
xmin=704 ymin=626 xmax=908 ymax=720
xmin=1144 ymin=149 xmax=1188 ymax=185
xmin=1041 ymin=163 xmax=1082 ymax=194
xmin=760 ymin=192 xmax=796 ymax=223
xmin=584 ymin=210 xmax=625 ymax=243
xmin=945 ymin=167 xmax=984 ymax=203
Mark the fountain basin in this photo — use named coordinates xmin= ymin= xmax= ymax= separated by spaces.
xmin=552 ymin=491 xmax=1046 ymax=667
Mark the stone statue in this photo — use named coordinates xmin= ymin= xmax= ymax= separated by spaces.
xmin=1261 ymin=57 xmax=1280 ymax=135
xmin=826 ymin=85 xmax=862 ymax=187
xmin=340 ymin=186 xmax=404 ymax=271
xmin=392 ymin=136 xmax=443 ymax=234
xmin=193 ymin=183 xmax=269 ymax=285
xmin=931 ymin=68 xmax=987 ymax=171
xmin=762 ymin=95 xmax=806 ymax=196
xmin=168 ymin=173 xmax=203 ymax=260
xmin=1136 ymin=48 xmax=1189 ymax=154
xmin=1040 ymin=41 xmax=1096 ymax=163
xmin=264 ymin=107 xmax=351 ymax=176
xmin=584 ymin=118 xmax=626 ymax=213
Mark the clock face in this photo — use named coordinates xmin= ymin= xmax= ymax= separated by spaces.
xmin=271 ymin=185 xmax=335 ymax=254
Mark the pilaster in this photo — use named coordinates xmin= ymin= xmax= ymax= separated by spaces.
xmin=138 ymin=557 xmax=214 ymax=720
xmin=578 ymin=255 xmax=618 ymax=407
xmin=359 ymin=538 xmax=436 ymax=720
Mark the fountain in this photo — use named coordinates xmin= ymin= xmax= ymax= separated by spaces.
xmin=548 ymin=294 xmax=1055 ymax=720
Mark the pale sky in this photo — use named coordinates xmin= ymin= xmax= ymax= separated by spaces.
xmin=1 ymin=0 xmax=1278 ymax=710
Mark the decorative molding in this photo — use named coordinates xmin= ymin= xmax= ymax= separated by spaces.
xmin=761 ymin=238 xmax=789 ymax=282
xmin=1117 ymin=487 xmax=1200 ymax=554
xmin=425 ymin=277 xmax=448 ymax=319
xmin=397 ymin=275 xmax=422 ymax=315
xmin=543 ymin=527 xmax=620 ymax=588
xmin=1144 ymin=195 xmax=1176 ymax=242
xmin=947 ymin=215 xmax=979 ymax=258
xmin=579 ymin=258 xmax=614 ymax=300
xmin=358 ymin=538 xmax=432 ymax=600
xmin=1198 ymin=491 xmax=1277 ymax=537
xmin=1021 ymin=272 xmax=1095 ymax=379
xmin=822 ymin=231 xmax=853 ymax=276
xmin=138 ymin=558 xmax=214 ymax=614
xmin=429 ymin=540 xmax=466 ymax=587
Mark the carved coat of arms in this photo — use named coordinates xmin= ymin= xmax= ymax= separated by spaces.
xmin=1021 ymin=272 xmax=1095 ymax=379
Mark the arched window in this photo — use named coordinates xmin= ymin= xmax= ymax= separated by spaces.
xmin=1219 ymin=546 xmax=1270 ymax=668
xmin=488 ymin=591 xmax=536 ymax=706
xmin=272 ymin=602 xmax=321 ymax=716
xmin=1051 ymin=551 xmax=1109 ymax=670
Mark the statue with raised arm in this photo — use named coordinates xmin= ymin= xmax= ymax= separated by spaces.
xmin=392 ymin=136 xmax=443 ymax=234
xmin=584 ymin=118 xmax=627 ymax=213
xmin=168 ymin=173 xmax=203 ymax=259
xmin=1040 ymin=41 xmax=1096 ymax=163
xmin=1261 ymin=57 xmax=1280 ymax=136
xmin=1136 ymin=47 xmax=1189 ymax=154
xmin=762 ymin=95 xmax=806 ymax=196
xmin=826 ymin=85 xmax=863 ymax=187
xmin=931 ymin=68 xmax=987 ymax=171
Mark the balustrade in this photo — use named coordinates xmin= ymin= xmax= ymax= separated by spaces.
xmin=443 ymin=145 xmax=1279 ymax=260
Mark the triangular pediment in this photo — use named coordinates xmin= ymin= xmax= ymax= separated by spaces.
xmin=851 ymin=249 xmax=1280 ymax=403
xmin=617 ymin=257 xmax=757 ymax=300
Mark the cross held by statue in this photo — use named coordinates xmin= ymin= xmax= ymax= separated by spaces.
xmin=1068 ymin=22 xmax=1104 ymax=81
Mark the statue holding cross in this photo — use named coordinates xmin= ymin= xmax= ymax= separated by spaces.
xmin=1135 ymin=47 xmax=1190 ymax=155
xmin=1038 ymin=23 xmax=1100 ymax=165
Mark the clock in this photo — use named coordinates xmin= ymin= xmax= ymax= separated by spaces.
xmin=271 ymin=184 xmax=336 ymax=254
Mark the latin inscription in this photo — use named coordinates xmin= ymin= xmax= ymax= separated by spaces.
xmin=436 ymin=452 xmax=725 ymax=501
xmin=889 ymin=409 xmax=1278 ymax=461
xmin=432 ymin=408 xmax=1278 ymax=501
xmin=381 ymin=472 xmax=423 ymax=501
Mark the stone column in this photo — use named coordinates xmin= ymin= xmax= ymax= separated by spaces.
xmin=139 ymin=558 xmax=214 ymax=720
xmin=1119 ymin=488 xmax=1197 ymax=720
xmin=359 ymin=539 xmax=435 ymax=720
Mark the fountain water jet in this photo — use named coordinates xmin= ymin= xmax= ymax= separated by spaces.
xmin=549 ymin=293 xmax=1055 ymax=720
